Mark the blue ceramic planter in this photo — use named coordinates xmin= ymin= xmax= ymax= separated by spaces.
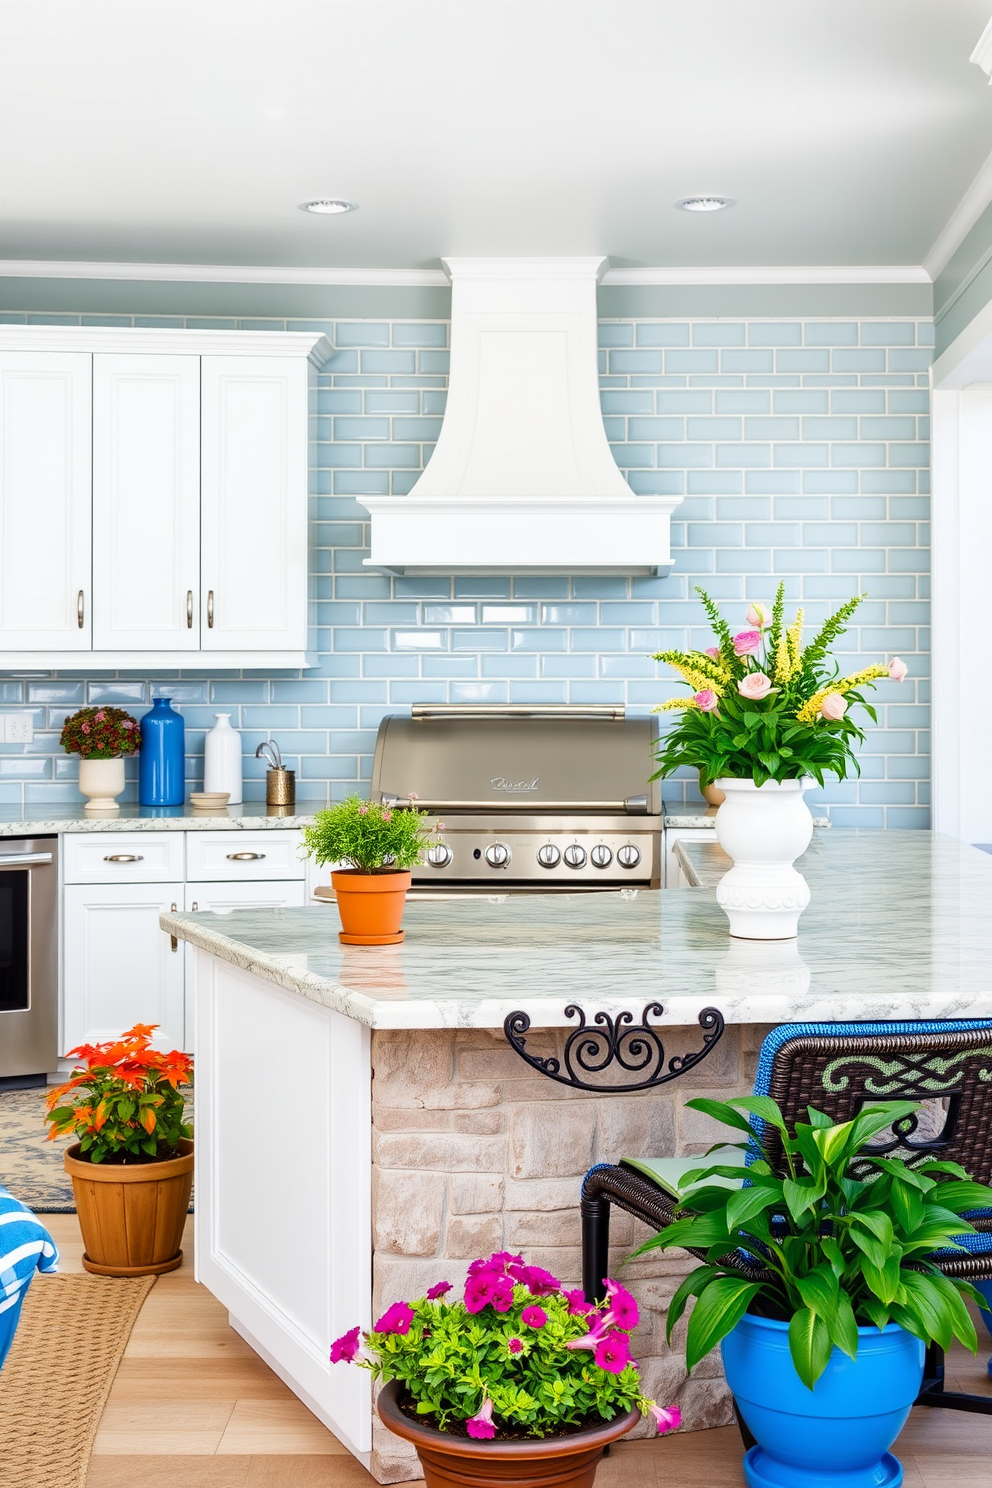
xmin=138 ymin=697 xmax=185 ymax=807
xmin=722 ymin=1312 xmax=924 ymax=1488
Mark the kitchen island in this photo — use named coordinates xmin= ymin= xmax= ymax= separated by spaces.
xmin=162 ymin=830 xmax=992 ymax=1482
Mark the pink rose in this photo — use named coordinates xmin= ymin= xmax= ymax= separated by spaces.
xmin=819 ymin=693 xmax=847 ymax=721
xmin=694 ymin=689 xmax=719 ymax=712
xmin=705 ymin=646 xmax=721 ymax=659
xmin=648 ymin=1403 xmax=682 ymax=1434
xmin=733 ymin=630 xmax=762 ymax=657
xmin=888 ymin=657 xmax=908 ymax=682
xmin=737 ymin=673 xmax=772 ymax=701
xmin=746 ymin=603 xmax=769 ymax=629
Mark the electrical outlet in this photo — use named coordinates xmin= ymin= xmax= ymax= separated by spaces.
xmin=1 ymin=715 xmax=33 ymax=743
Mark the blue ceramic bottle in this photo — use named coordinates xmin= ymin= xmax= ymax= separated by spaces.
xmin=138 ymin=697 xmax=185 ymax=806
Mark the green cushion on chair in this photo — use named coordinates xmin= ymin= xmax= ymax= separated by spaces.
xmin=620 ymin=1145 xmax=748 ymax=1201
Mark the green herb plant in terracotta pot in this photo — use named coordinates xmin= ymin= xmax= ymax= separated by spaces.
xmin=45 ymin=1023 xmax=193 ymax=1276
xmin=60 ymin=706 xmax=141 ymax=813
xmin=302 ymin=793 xmax=443 ymax=945
xmin=331 ymin=1249 xmax=680 ymax=1488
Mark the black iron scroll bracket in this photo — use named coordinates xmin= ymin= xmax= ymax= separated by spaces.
xmin=502 ymin=1003 xmax=725 ymax=1093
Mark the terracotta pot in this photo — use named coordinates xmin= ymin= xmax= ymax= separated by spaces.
xmin=377 ymin=1379 xmax=640 ymax=1488
xmin=65 ymin=1138 xmax=193 ymax=1276
xmin=699 ymin=773 xmax=725 ymax=807
xmin=331 ymin=869 xmax=412 ymax=945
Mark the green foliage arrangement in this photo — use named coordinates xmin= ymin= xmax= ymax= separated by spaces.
xmin=59 ymin=706 xmax=141 ymax=760
xmin=330 ymin=1251 xmax=680 ymax=1439
xmin=301 ymin=793 xmax=441 ymax=875
xmin=651 ymin=583 xmax=907 ymax=787
xmin=633 ymin=1095 xmax=992 ymax=1390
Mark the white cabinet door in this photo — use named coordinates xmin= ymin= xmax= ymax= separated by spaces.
xmin=62 ymin=881 xmax=186 ymax=1055
xmin=200 ymin=355 xmax=308 ymax=652
xmin=0 ymin=352 xmax=92 ymax=649
xmin=92 ymin=354 xmax=200 ymax=650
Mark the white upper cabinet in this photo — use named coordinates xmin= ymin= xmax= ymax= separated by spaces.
xmin=0 ymin=352 xmax=92 ymax=650
xmin=200 ymin=354 xmax=308 ymax=653
xmin=0 ymin=328 xmax=330 ymax=668
xmin=93 ymin=353 xmax=201 ymax=651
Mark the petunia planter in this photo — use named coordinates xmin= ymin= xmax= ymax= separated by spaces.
xmin=722 ymin=1312 xmax=925 ymax=1488
xmin=331 ymin=869 xmax=412 ymax=945
xmin=714 ymin=778 xmax=813 ymax=939
xmin=376 ymin=1379 xmax=640 ymax=1488
xmin=65 ymin=1138 xmax=193 ymax=1276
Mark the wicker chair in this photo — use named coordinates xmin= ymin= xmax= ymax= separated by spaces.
xmin=581 ymin=1019 xmax=992 ymax=1417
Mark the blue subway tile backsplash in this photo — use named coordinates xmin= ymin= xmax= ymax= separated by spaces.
xmin=0 ymin=311 xmax=931 ymax=824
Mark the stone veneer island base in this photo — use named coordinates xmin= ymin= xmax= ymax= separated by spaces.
xmin=163 ymin=831 xmax=992 ymax=1483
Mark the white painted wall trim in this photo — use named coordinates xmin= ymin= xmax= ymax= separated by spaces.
xmin=0 ymin=258 xmax=931 ymax=288
xmin=0 ymin=326 xmax=331 ymax=362
xmin=930 ymin=384 xmax=992 ymax=843
xmin=925 ymin=144 xmax=992 ymax=281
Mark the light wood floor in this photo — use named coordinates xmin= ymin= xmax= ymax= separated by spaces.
xmin=42 ymin=1214 xmax=992 ymax=1488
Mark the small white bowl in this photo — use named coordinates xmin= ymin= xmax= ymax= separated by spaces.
xmin=189 ymin=791 xmax=231 ymax=811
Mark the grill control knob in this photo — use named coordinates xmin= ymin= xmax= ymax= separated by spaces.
xmin=485 ymin=842 xmax=511 ymax=868
xmin=426 ymin=843 xmax=452 ymax=868
xmin=536 ymin=844 xmax=561 ymax=868
xmin=590 ymin=844 xmax=613 ymax=869
xmin=563 ymin=843 xmax=587 ymax=869
xmin=617 ymin=844 xmax=642 ymax=869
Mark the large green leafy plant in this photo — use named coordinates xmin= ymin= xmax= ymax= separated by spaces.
xmin=634 ymin=1096 xmax=992 ymax=1389
xmin=302 ymin=793 xmax=442 ymax=874
xmin=651 ymin=584 xmax=906 ymax=786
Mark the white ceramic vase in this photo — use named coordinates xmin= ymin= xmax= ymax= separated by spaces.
xmin=203 ymin=713 xmax=243 ymax=804
xmin=78 ymin=756 xmax=126 ymax=813
xmin=714 ymin=778 xmax=813 ymax=940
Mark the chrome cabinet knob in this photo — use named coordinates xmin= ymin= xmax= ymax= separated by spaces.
xmin=426 ymin=843 xmax=452 ymax=867
xmin=590 ymin=844 xmax=613 ymax=868
xmin=563 ymin=843 xmax=586 ymax=869
xmin=617 ymin=844 xmax=642 ymax=868
xmin=485 ymin=842 xmax=511 ymax=868
xmin=536 ymin=843 xmax=560 ymax=868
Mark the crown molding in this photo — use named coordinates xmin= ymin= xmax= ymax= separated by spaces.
xmin=971 ymin=17 xmax=992 ymax=80
xmin=924 ymin=144 xmax=992 ymax=281
xmin=0 ymin=258 xmax=931 ymax=289
xmin=0 ymin=325 xmax=333 ymax=362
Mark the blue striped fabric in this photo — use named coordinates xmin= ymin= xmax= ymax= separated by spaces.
xmin=0 ymin=1184 xmax=58 ymax=1317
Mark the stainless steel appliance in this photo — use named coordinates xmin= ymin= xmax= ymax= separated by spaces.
xmin=370 ymin=705 xmax=661 ymax=893
xmin=0 ymin=837 xmax=58 ymax=1081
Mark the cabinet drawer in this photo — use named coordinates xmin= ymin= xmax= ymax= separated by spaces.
xmin=185 ymin=830 xmax=304 ymax=881
xmin=63 ymin=831 xmax=184 ymax=884
xmin=185 ymin=879 xmax=306 ymax=913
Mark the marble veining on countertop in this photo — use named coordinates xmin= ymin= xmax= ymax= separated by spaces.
xmin=0 ymin=804 xmax=319 ymax=835
xmin=663 ymin=812 xmax=831 ymax=829
xmin=162 ymin=831 xmax=992 ymax=1032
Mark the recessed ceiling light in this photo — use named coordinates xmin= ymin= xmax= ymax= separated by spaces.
xmin=674 ymin=196 xmax=736 ymax=213
xmin=298 ymin=199 xmax=358 ymax=215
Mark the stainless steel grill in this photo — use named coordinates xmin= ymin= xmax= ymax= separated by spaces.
xmin=369 ymin=705 xmax=661 ymax=893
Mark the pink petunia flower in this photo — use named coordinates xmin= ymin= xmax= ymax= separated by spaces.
xmin=374 ymin=1301 xmax=414 ymax=1335
xmin=330 ymin=1325 xmax=362 ymax=1363
xmin=426 ymin=1281 xmax=452 ymax=1300
xmin=694 ymin=689 xmax=719 ymax=712
xmin=564 ymin=1289 xmax=593 ymax=1316
xmin=648 ymin=1403 xmax=682 ymax=1434
xmin=733 ymin=629 xmax=762 ymax=657
xmin=465 ymin=1397 xmax=495 ymax=1440
xmin=464 ymin=1270 xmax=515 ymax=1314
xmin=603 ymin=1279 xmax=639 ymax=1330
xmin=507 ymin=1337 xmax=524 ymax=1356
xmin=509 ymin=1263 xmax=560 ymax=1296
xmin=521 ymin=1305 xmax=548 ymax=1329
xmin=594 ymin=1330 xmax=632 ymax=1374
xmin=469 ymin=1251 xmax=522 ymax=1276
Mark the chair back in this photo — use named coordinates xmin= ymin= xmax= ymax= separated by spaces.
xmin=751 ymin=1020 xmax=992 ymax=1184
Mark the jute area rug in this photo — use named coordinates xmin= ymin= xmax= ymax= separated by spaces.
xmin=0 ymin=1273 xmax=154 ymax=1488
xmin=0 ymin=1087 xmax=194 ymax=1212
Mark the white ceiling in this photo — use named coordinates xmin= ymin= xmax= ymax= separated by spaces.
xmin=3 ymin=0 xmax=992 ymax=272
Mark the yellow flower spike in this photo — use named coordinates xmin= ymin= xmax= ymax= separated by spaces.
xmin=774 ymin=631 xmax=792 ymax=683
xmin=787 ymin=610 xmax=804 ymax=669
xmin=652 ymin=698 xmax=701 ymax=712
xmin=795 ymin=665 xmax=889 ymax=723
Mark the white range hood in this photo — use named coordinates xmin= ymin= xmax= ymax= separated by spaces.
xmin=358 ymin=256 xmax=682 ymax=576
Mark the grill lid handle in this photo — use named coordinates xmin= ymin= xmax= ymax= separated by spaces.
xmin=410 ymin=704 xmax=624 ymax=721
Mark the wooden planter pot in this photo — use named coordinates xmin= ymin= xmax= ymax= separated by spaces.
xmin=377 ymin=1379 xmax=640 ymax=1488
xmin=65 ymin=1138 xmax=193 ymax=1276
xmin=331 ymin=869 xmax=412 ymax=945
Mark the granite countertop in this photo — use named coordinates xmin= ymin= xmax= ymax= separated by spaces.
xmin=0 ymin=804 xmax=318 ymax=835
xmin=663 ymin=811 xmax=831 ymax=829
xmin=161 ymin=830 xmax=992 ymax=1031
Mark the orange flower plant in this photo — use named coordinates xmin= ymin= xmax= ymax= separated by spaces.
xmin=45 ymin=1023 xmax=193 ymax=1164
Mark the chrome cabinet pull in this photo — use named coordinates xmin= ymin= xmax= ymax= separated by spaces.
xmin=186 ymin=590 xmax=193 ymax=628
xmin=77 ymin=590 xmax=85 ymax=628
xmin=207 ymin=590 xmax=214 ymax=628
xmin=191 ymin=901 xmax=198 ymax=912
xmin=170 ymin=902 xmax=178 ymax=952
xmin=103 ymin=853 xmax=143 ymax=863
xmin=226 ymin=851 xmax=264 ymax=861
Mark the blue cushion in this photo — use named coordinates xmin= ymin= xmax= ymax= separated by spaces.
xmin=0 ymin=1184 xmax=58 ymax=1318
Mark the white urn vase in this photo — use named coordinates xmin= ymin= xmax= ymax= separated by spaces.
xmin=203 ymin=713 xmax=243 ymax=804
xmin=78 ymin=756 xmax=126 ymax=813
xmin=713 ymin=778 xmax=813 ymax=940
